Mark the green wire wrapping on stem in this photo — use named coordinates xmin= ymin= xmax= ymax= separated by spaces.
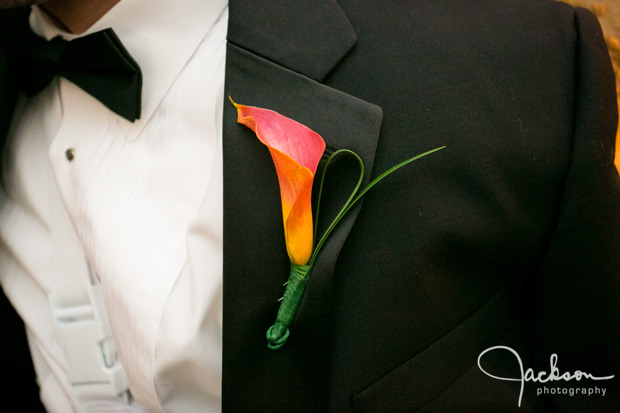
xmin=266 ymin=263 xmax=311 ymax=349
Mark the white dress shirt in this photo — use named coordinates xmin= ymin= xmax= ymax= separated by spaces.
xmin=0 ymin=0 xmax=227 ymax=411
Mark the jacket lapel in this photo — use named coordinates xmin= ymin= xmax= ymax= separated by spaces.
xmin=223 ymin=1 xmax=383 ymax=409
xmin=227 ymin=0 xmax=356 ymax=81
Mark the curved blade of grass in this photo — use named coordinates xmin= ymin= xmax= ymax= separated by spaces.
xmin=313 ymin=149 xmax=365 ymax=245
xmin=309 ymin=146 xmax=445 ymax=266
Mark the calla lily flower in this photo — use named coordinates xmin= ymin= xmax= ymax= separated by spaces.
xmin=231 ymin=98 xmax=445 ymax=350
xmin=231 ymin=99 xmax=325 ymax=265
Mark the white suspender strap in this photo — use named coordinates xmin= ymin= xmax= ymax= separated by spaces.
xmin=51 ymin=270 xmax=129 ymax=402
xmin=48 ymin=182 xmax=130 ymax=404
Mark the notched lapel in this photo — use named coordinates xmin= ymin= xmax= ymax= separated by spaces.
xmin=227 ymin=0 xmax=356 ymax=81
xmin=222 ymin=42 xmax=382 ymax=409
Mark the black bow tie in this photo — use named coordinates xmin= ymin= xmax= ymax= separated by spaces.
xmin=1 ymin=9 xmax=142 ymax=122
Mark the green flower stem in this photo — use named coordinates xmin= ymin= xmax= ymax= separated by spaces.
xmin=267 ymin=145 xmax=445 ymax=350
xmin=266 ymin=263 xmax=312 ymax=350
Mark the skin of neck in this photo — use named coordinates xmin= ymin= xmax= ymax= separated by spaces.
xmin=41 ymin=0 xmax=120 ymax=34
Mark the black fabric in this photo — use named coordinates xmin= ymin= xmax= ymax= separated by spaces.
xmin=228 ymin=0 xmax=356 ymax=81
xmin=0 ymin=0 xmax=618 ymax=411
xmin=222 ymin=1 xmax=620 ymax=412
xmin=222 ymin=43 xmax=382 ymax=412
xmin=0 ymin=47 xmax=19 ymax=175
xmin=0 ymin=288 xmax=45 ymax=411
xmin=0 ymin=8 xmax=141 ymax=122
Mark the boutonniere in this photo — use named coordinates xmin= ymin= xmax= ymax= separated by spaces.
xmin=231 ymin=98 xmax=444 ymax=350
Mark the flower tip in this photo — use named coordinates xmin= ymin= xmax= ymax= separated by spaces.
xmin=229 ymin=96 xmax=252 ymax=126
xmin=228 ymin=95 xmax=240 ymax=108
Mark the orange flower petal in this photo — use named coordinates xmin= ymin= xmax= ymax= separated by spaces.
xmin=232 ymin=99 xmax=325 ymax=264
xmin=269 ymin=149 xmax=314 ymax=264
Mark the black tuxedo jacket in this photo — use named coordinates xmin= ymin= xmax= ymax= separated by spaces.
xmin=2 ymin=1 xmax=620 ymax=412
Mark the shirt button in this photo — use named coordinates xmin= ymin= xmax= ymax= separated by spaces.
xmin=65 ymin=148 xmax=75 ymax=161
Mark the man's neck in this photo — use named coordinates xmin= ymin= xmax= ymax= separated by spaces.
xmin=40 ymin=0 xmax=120 ymax=34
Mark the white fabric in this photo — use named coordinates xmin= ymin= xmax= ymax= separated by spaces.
xmin=0 ymin=0 xmax=227 ymax=411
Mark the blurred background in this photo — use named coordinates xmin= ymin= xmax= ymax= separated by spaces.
xmin=560 ymin=0 xmax=620 ymax=168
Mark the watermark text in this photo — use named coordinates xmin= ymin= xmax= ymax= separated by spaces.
xmin=477 ymin=346 xmax=614 ymax=407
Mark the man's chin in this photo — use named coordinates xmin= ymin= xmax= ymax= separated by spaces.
xmin=0 ymin=0 xmax=48 ymax=8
